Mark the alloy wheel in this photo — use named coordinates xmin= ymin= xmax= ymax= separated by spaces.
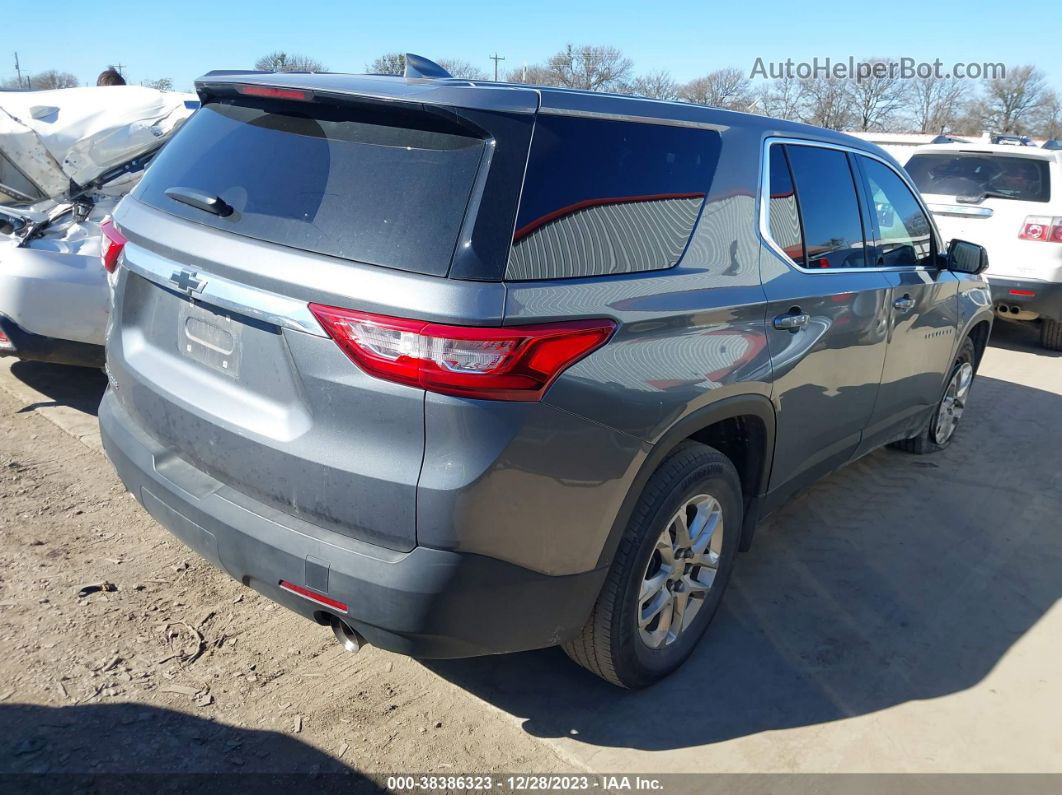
xmin=933 ymin=361 xmax=974 ymax=445
xmin=637 ymin=494 xmax=724 ymax=649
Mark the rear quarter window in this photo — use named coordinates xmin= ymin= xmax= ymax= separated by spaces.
xmin=505 ymin=115 xmax=721 ymax=280
xmin=906 ymin=153 xmax=1051 ymax=203
xmin=134 ymin=99 xmax=486 ymax=276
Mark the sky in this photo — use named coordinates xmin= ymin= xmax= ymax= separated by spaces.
xmin=5 ymin=0 xmax=1059 ymax=95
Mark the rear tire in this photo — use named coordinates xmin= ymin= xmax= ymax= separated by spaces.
xmin=891 ymin=337 xmax=977 ymax=454
xmin=1041 ymin=319 xmax=1062 ymax=352
xmin=563 ymin=441 xmax=742 ymax=688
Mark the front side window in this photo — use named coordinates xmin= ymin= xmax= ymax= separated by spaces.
xmin=859 ymin=157 xmax=935 ymax=267
xmin=783 ymin=145 xmax=867 ymax=269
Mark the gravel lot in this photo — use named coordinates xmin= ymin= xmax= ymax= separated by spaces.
xmin=0 ymin=320 xmax=1059 ymax=777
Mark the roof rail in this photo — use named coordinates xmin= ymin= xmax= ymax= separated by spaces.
xmin=403 ymin=54 xmax=452 ymax=80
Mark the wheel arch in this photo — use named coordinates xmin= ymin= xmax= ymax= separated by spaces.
xmin=595 ymin=394 xmax=776 ymax=569
xmin=966 ymin=318 xmax=991 ymax=369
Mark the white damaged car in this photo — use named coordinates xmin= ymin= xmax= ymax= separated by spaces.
xmin=0 ymin=86 xmax=195 ymax=366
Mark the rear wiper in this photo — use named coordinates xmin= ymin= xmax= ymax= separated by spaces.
xmin=165 ymin=187 xmax=234 ymax=217
xmin=956 ymin=190 xmax=1014 ymax=204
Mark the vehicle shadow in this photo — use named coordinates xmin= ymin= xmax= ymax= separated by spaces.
xmin=8 ymin=360 xmax=107 ymax=415
xmin=0 ymin=701 xmax=382 ymax=790
xmin=988 ymin=318 xmax=1061 ymax=357
xmin=426 ymin=373 xmax=1062 ymax=751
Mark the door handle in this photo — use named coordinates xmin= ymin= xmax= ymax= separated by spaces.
xmin=772 ymin=310 xmax=810 ymax=332
xmin=893 ymin=295 xmax=915 ymax=312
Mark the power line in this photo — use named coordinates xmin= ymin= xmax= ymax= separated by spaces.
xmin=489 ymin=52 xmax=505 ymax=82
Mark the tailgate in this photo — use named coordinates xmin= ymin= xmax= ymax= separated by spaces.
xmin=108 ymin=246 xmax=426 ymax=552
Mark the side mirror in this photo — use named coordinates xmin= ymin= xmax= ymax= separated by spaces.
xmin=946 ymin=239 xmax=989 ymax=275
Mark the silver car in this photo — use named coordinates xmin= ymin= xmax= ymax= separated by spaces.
xmin=100 ymin=57 xmax=994 ymax=687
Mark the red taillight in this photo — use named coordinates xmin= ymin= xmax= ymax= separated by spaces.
xmin=308 ymin=305 xmax=616 ymax=402
xmin=99 ymin=217 xmax=127 ymax=273
xmin=1019 ymin=216 xmax=1062 ymax=243
xmin=236 ymin=84 xmax=312 ymax=101
xmin=0 ymin=329 xmax=13 ymax=351
xmin=278 ymin=581 xmax=348 ymax=613
xmin=1009 ymin=289 xmax=1036 ymax=297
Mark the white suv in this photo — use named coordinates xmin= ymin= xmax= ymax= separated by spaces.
xmin=906 ymin=143 xmax=1062 ymax=350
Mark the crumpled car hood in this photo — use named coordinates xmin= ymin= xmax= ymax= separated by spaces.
xmin=0 ymin=85 xmax=196 ymax=206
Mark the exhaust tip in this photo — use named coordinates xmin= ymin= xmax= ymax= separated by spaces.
xmin=330 ymin=616 xmax=366 ymax=654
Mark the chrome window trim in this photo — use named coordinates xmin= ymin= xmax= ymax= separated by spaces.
xmin=758 ymin=136 xmax=943 ymax=275
xmin=121 ymin=243 xmax=326 ymax=337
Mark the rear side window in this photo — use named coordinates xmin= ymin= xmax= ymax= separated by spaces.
xmin=505 ymin=115 xmax=721 ymax=280
xmin=906 ymin=153 xmax=1051 ymax=203
xmin=859 ymin=156 xmax=935 ymax=267
xmin=783 ymin=145 xmax=867 ymax=269
xmin=767 ymin=145 xmax=806 ymax=266
xmin=135 ymin=100 xmax=486 ymax=276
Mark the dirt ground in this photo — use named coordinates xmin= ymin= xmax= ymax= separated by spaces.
xmin=0 ymin=320 xmax=1059 ymax=781
xmin=0 ymin=368 xmax=572 ymax=777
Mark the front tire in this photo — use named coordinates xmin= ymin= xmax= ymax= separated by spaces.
xmin=563 ymin=442 xmax=742 ymax=688
xmin=891 ymin=337 xmax=977 ymax=454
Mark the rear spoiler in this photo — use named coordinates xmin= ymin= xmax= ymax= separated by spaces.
xmin=194 ymin=70 xmax=540 ymax=116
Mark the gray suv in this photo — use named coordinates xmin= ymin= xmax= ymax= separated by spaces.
xmin=100 ymin=58 xmax=994 ymax=688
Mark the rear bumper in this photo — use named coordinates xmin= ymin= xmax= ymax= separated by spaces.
xmin=989 ymin=278 xmax=1062 ymax=322
xmin=99 ymin=388 xmax=606 ymax=658
xmin=0 ymin=314 xmax=105 ymax=367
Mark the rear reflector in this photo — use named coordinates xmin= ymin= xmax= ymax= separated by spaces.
xmin=309 ymin=305 xmax=616 ymax=401
xmin=1009 ymin=289 xmax=1036 ymax=297
xmin=279 ymin=580 xmax=348 ymax=613
xmin=99 ymin=217 xmax=127 ymax=273
xmin=236 ymin=84 xmax=312 ymax=101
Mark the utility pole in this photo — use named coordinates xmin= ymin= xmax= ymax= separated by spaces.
xmin=14 ymin=52 xmax=24 ymax=89
xmin=489 ymin=52 xmax=505 ymax=82
xmin=114 ymin=63 xmax=127 ymax=78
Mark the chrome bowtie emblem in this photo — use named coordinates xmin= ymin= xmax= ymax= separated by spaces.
xmin=170 ymin=269 xmax=206 ymax=294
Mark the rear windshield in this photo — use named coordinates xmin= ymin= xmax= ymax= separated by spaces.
xmin=135 ymin=99 xmax=486 ymax=276
xmin=906 ymin=153 xmax=1051 ymax=203
xmin=506 ymin=114 xmax=721 ymax=280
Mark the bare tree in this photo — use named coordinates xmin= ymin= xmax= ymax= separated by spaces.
xmin=757 ymin=76 xmax=805 ymax=121
xmin=848 ymin=59 xmax=909 ymax=131
xmin=1037 ymin=90 xmax=1062 ymax=140
xmin=974 ymin=65 xmax=1047 ymax=134
xmin=630 ymin=70 xmax=679 ymax=100
xmin=367 ymin=53 xmax=406 ymax=76
xmin=254 ymin=51 xmax=326 ymax=73
xmin=799 ymin=77 xmax=854 ymax=130
xmin=27 ymin=70 xmax=80 ymax=90
xmin=438 ymin=59 xmax=488 ymax=80
xmin=142 ymin=77 xmax=173 ymax=92
xmin=543 ymin=45 xmax=633 ymax=92
xmin=505 ymin=64 xmax=562 ymax=87
xmin=679 ymin=68 xmax=753 ymax=110
xmin=909 ymin=76 xmax=968 ymax=134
